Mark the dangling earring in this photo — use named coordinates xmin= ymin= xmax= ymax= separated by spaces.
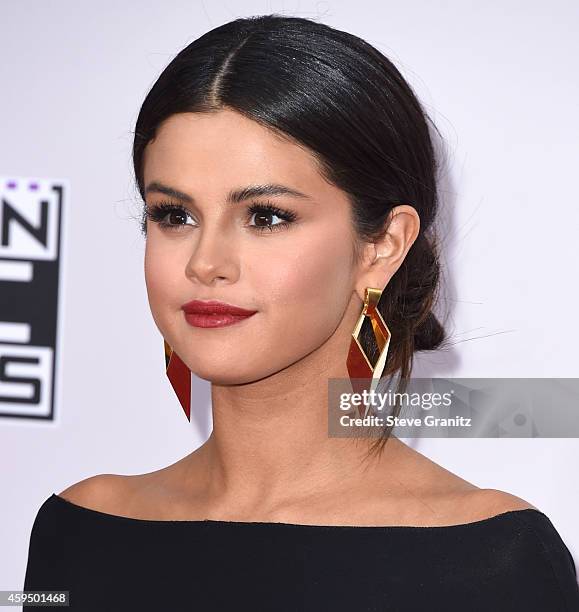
xmin=346 ymin=287 xmax=391 ymax=418
xmin=164 ymin=339 xmax=191 ymax=421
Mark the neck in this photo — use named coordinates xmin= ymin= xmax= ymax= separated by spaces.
xmin=185 ymin=323 xmax=405 ymax=517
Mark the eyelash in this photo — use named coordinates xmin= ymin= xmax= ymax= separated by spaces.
xmin=144 ymin=201 xmax=298 ymax=234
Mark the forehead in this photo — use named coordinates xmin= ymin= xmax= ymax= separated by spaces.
xmin=143 ymin=109 xmax=330 ymax=196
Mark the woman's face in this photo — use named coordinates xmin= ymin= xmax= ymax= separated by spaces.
xmin=143 ymin=109 xmax=363 ymax=385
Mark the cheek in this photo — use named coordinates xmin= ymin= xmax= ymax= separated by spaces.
xmin=144 ymin=237 xmax=182 ymax=335
xmin=255 ymin=224 xmax=355 ymax=357
xmin=266 ymin=246 xmax=350 ymax=310
xmin=267 ymin=217 xmax=355 ymax=311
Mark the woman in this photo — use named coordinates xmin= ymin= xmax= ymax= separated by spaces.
xmin=23 ymin=14 xmax=579 ymax=611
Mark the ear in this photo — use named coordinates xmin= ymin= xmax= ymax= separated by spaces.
xmin=354 ymin=205 xmax=420 ymax=303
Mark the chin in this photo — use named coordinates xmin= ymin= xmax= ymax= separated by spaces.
xmin=203 ymin=360 xmax=295 ymax=386
xmin=191 ymin=364 xmax=262 ymax=386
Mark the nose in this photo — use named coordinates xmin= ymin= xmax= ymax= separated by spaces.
xmin=184 ymin=223 xmax=238 ymax=286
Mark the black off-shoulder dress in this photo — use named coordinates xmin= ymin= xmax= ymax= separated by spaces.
xmin=22 ymin=493 xmax=579 ymax=611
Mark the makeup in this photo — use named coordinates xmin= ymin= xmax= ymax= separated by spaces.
xmin=181 ymin=299 xmax=258 ymax=328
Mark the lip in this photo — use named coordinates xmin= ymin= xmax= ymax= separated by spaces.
xmin=181 ymin=299 xmax=258 ymax=329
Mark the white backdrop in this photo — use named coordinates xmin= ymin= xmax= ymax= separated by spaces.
xmin=2 ymin=0 xmax=578 ymax=594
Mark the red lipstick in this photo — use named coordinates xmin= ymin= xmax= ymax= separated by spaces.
xmin=181 ymin=299 xmax=258 ymax=328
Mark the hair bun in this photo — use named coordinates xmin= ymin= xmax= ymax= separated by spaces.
xmin=413 ymin=310 xmax=445 ymax=351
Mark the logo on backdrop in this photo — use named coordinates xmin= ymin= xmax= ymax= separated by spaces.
xmin=0 ymin=177 xmax=65 ymax=419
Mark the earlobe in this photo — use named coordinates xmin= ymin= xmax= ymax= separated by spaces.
xmin=353 ymin=245 xmax=391 ymax=302
xmin=354 ymin=258 xmax=392 ymax=302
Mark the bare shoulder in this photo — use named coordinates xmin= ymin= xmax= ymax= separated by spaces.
xmin=436 ymin=487 xmax=540 ymax=526
xmin=57 ymin=473 xmax=136 ymax=515
xmin=425 ymin=473 xmax=539 ymax=524
xmin=55 ymin=458 xmax=194 ymax=519
xmin=381 ymin=439 xmax=540 ymax=525
xmin=463 ymin=487 xmax=540 ymax=517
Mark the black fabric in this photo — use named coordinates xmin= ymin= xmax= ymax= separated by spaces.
xmin=23 ymin=493 xmax=579 ymax=611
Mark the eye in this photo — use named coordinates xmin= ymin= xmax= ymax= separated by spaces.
xmin=144 ymin=202 xmax=195 ymax=230
xmin=246 ymin=202 xmax=297 ymax=233
xmin=144 ymin=200 xmax=298 ymax=234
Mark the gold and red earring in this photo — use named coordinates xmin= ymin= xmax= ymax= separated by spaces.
xmin=346 ymin=287 xmax=391 ymax=418
xmin=164 ymin=339 xmax=191 ymax=421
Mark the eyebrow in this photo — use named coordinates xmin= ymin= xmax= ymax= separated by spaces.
xmin=144 ymin=181 xmax=312 ymax=204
